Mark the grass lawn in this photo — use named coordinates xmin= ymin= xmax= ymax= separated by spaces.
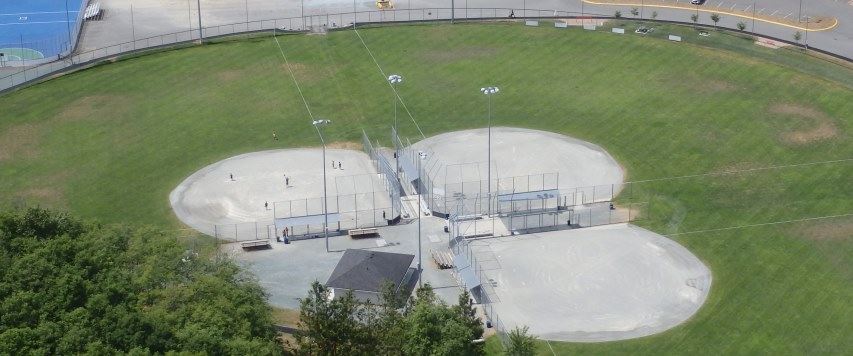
xmin=0 ymin=21 xmax=850 ymax=354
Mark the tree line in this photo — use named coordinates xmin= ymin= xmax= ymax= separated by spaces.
xmin=0 ymin=208 xmax=537 ymax=355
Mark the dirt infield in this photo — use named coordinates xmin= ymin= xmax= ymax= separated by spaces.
xmin=170 ymin=148 xmax=386 ymax=236
xmin=411 ymin=127 xmax=624 ymax=195
xmin=473 ymin=223 xmax=711 ymax=341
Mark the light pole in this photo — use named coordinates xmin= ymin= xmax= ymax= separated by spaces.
xmin=64 ymin=0 xmax=72 ymax=55
xmin=312 ymin=119 xmax=332 ymax=252
xmin=388 ymin=74 xmax=403 ymax=180
xmin=480 ymin=86 xmax=499 ymax=218
xmin=417 ymin=151 xmax=427 ymax=287
xmin=196 ymin=0 xmax=203 ymax=42
xmin=751 ymin=0 xmax=756 ymax=37
xmin=798 ymin=0 xmax=803 ymax=23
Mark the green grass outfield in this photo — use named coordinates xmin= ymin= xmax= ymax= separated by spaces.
xmin=0 ymin=21 xmax=851 ymax=354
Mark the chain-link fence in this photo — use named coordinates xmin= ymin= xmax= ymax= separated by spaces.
xmin=213 ymin=220 xmax=275 ymax=243
xmin=450 ymin=233 xmax=509 ymax=346
xmin=362 ymin=129 xmax=402 ymax=220
xmin=2 ymin=2 xmax=847 ymax=92
xmin=447 ymin=193 xmax=648 ymax=346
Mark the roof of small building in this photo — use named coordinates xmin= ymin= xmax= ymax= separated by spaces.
xmin=325 ymin=249 xmax=415 ymax=293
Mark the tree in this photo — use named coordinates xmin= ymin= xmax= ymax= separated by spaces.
xmin=737 ymin=21 xmax=746 ymax=31
xmin=793 ymin=31 xmax=802 ymax=43
xmin=402 ymin=285 xmax=483 ymax=356
xmin=295 ymin=282 xmax=484 ymax=355
xmin=0 ymin=208 xmax=282 ymax=354
xmin=631 ymin=7 xmax=639 ymax=18
xmin=296 ymin=282 xmax=375 ymax=355
xmin=651 ymin=11 xmax=658 ymax=20
xmin=690 ymin=13 xmax=699 ymax=28
xmin=710 ymin=13 xmax=721 ymax=29
xmin=505 ymin=326 xmax=538 ymax=356
xmin=614 ymin=10 xmax=622 ymax=18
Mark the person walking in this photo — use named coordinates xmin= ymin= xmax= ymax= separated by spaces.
xmin=230 ymin=173 xmax=234 ymax=181
xmin=286 ymin=176 xmax=290 ymax=186
xmin=338 ymin=161 xmax=342 ymax=169
xmin=265 ymin=201 xmax=269 ymax=210
xmin=273 ymin=130 xmax=278 ymax=141
xmin=331 ymin=160 xmax=336 ymax=169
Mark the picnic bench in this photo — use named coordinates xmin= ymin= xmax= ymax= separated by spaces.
xmin=240 ymin=239 xmax=271 ymax=250
xmin=348 ymin=227 xmax=379 ymax=239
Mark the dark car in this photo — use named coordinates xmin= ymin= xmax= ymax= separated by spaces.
xmin=691 ymin=0 xmax=707 ymax=4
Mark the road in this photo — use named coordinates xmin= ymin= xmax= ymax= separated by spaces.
xmin=75 ymin=0 xmax=852 ymax=59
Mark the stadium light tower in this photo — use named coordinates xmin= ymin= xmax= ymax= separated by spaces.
xmin=417 ymin=151 xmax=427 ymax=287
xmin=480 ymin=86 xmax=499 ymax=217
xmin=388 ymin=74 xmax=403 ymax=180
xmin=312 ymin=119 xmax=332 ymax=252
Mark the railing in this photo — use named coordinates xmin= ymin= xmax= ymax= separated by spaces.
xmin=3 ymin=5 xmax=846 ymax=95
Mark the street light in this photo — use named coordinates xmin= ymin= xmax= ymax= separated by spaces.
xmin=388 ymin=74 xmax=403 ymax=180
xmin=312 ymin=119 xmax=332 ymax=252
xmin=417 ymin=151 xmax=427 ymax=287
xmin=480 ymin=86 xmax=499 ymax=218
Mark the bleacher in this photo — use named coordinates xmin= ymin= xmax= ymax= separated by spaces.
xmin=84 ymin=2 xmax=103 ymax=21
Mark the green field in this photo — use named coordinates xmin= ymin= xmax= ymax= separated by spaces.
xmin=0 ymin=21 xmax=851 ymax=354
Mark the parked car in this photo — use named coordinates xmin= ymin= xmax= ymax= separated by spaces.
xmin=691 ymin=0 xmax=707 ymax=4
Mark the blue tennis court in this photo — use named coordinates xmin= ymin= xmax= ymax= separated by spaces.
xmin=0 ymin=0 xmax=86 ymax=61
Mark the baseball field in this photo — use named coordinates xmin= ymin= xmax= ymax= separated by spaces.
xmin=1 ymin=21 xmax=850 ymax=354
